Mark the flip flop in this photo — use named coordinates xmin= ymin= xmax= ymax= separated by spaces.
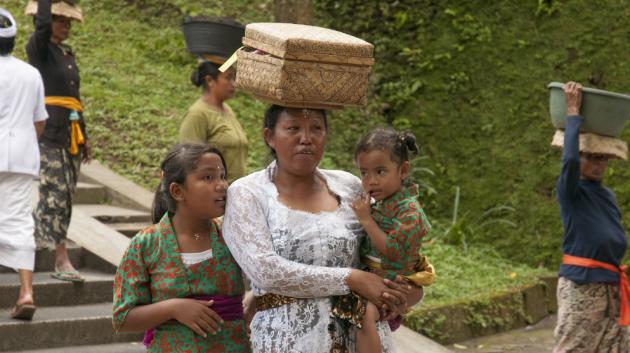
xmin=51 ymin=270 xmax=85 ymax=283
xmin=10 ymin=303 xmax=36 ymax=321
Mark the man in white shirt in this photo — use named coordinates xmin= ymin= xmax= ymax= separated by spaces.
xmin=0 ymin=7 xmax=48 ymax=321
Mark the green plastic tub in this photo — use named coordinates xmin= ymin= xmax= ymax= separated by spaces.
xmin=548 ymin=82 xmax=630 ymax=137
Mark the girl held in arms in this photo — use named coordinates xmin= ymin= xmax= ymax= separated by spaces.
xmin=350 ymin=127 xmax=435 ymax=353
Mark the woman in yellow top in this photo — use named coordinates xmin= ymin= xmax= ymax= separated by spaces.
xmin=179 ymin=61 xmax=248 ymax=183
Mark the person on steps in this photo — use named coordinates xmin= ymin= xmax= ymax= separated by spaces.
xmin=27 ymin=0 xmax=91 ymax=282
xmin=0 ymin=7 xmax=48 ymax=320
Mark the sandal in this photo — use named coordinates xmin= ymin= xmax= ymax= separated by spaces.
xmin=11 ymin=303 xmax=36 ymax=321
xmin=51 ymin=268 xmax=84 ymax=283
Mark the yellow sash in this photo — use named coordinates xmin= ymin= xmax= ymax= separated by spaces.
xmin=45 ymin=96 xmax=85 ymax=156
xmin=363 ymin=255 xmax=436 ymax=287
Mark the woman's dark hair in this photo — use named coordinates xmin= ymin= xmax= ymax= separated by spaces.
xmin=190 ymin=61 xmax=220 ymax=89
xmin=262 ymin=104 xmax=328 ymax=159
xmin=151 ymin=143 xmax=227 ymax=223
xmin=0 ymin=37 xmax=14 ymax=56
xmin=354 ymin=127 xmax=419 ymax=165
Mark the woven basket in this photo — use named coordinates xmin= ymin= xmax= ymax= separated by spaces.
xmin=25 ymin=1 xmax=83 ymax=22
xmin=235 ymin=23 xmax=374 ymax=109
xmin=551 ymin=129 xmax=628 ymax=160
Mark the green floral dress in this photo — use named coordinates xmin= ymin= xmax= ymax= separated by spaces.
xmin=362 ymin=184 xmax=432 ymax=280
xmin=113 ymin=213 xmax=250 ymax=353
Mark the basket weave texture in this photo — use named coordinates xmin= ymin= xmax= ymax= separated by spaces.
xmin=551 ymin=129 xmax=628 ymax=160
xmin=25 ymin=1 xmax=83 ymax=22
xmin=236 ymin=23 xmax=374 ymax=109
xmin=243 ymin=23 xmax=374 ymax=65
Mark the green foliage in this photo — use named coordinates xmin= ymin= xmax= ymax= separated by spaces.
xmin=316 ymin=0 xmax=630 ymax=267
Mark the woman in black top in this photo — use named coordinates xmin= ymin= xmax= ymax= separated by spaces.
xmin=27 ymin=0 xmax=90 ymax=282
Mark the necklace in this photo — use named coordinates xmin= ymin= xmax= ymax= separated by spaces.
xmin=192 ymin=233 xmax=201 ymax=241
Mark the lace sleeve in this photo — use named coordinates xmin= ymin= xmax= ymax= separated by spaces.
xmin=223 ymin=183 xmax=352 ymax=298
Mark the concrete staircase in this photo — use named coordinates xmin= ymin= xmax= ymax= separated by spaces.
xmin=0 ymin=160 xmax=452 ymax=353
xmin=0 ymin=165 xmax=151 ymax=352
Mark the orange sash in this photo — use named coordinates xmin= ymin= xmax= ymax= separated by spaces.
xmin=45 ymin=96 xmax=85 ymax=155
xmin=562 ymin=254 xmax=630 ymax=326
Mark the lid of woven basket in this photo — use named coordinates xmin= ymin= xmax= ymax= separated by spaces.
xmin=242 ymin=23 xmax=374 ymax=66
xmin=25 ymin=1 xmax=84 ymax=23
xmin=551 ymin=129 xmax=628 ymax=160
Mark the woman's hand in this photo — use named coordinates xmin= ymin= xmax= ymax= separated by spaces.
xmin=380 ymin=277 xmax=412 ymax=316
xmin=170 ymin=299 xmax=223 ymax=337
xmin=242 ymin=291 xmax=256 ymax=334
xmin=384 ymin=276 xmax=424 ymax=318
xmin=564 ymin=81 xmax=583 ymax=116
xmin=346 ymin=270 xmax=405 ymax=308
xmin=82 ymin=140 xmax=92 ymax=163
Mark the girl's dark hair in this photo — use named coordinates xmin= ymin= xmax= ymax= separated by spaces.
xmin=151 ymin=143 xmax=227 ymax=223
xmin=190 ymin=61 xmax=220 ymax=88
xmin=0 ymin=37 xmax=15 ymax=56
xmin=262 ymin=104 xmax=328 ymax=159
xmin=354 ymin=127 xmax=420 ymax=165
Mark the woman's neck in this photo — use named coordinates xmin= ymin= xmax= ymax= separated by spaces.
xmin=273 ymin=165 xmax=323 ymax=197
xmin=202 ymin=91 xmax=224 ymax=112
xmin=273 ymin=163 xmax=338 ymax=213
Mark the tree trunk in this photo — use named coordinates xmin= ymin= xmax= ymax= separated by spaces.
xmin=274 ymin=0 xmax=313 ymax=24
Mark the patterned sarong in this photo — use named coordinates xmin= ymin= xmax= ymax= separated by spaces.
xmin=33 ymin=144 xmax=81 ymax=245
xmin=554 ymin=277 xmax=628 ymax=353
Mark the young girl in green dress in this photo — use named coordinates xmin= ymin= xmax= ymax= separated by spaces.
xmin=113 ymin=143 xmax=250 ymax=352
xmin=350 ymin=128 xmax=435 ymax=353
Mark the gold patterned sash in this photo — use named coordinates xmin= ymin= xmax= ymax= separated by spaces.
xmin=363 ymin=255 xmax=436 ymax=287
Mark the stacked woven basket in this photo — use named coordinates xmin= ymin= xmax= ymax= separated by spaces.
xmin=233 ymin=23 xmax=374 ymax=109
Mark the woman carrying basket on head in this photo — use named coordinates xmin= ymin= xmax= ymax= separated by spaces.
xmin=26 ymin=0 xmax=91 ymax=283
xmin=179 ymin=59 xmax=248 ymax=184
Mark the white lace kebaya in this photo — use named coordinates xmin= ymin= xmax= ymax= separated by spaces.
xmin=223 ymin=161 xmax=396 ymax=353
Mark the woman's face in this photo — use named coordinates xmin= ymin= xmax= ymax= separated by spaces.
xmin=51 ymin=16 xmax=71 ymax=43
xmin=264 ymin=109 xmax=327 ymax=176
xmin=207 ymin=68 xmax=235 ymax=102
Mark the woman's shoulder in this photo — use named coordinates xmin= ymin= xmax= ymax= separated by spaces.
xmin=185 ymin=99 xmax=221 ymax=118
xmin=228 ymin=167 xmax=271 ymax=194
xmin=319 ymin=168 xmax=363 ymax=199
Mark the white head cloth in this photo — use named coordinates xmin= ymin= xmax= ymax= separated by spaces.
xmin=0 ymin=8 xmax=16 ymax=38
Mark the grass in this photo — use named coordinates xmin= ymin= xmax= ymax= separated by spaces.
xmin=421 ymin=239 xmax=551 ymax=307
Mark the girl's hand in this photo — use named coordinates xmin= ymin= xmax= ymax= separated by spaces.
xmin=170 ymin=299 xmax=223 ymax=337
xmin=350 ymin=195 xmax=373 ymax=224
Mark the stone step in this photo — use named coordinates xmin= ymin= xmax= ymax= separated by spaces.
xmin=0 ymin=269 xmax=114 ymax=309
xmin=0 ymin=303 xmax=142 ymax=352
xmin=0 ymin=244 xmax=83 ymax=274
xmin=73 ymin=182 xmax=108 ymax=205
xmin=110 ymin=222 xmax=151 ymax=237
xmin=18 ymin=342 xmax=145 ymax=353
xmin=74 ymin=204 xmax=151 ymax=224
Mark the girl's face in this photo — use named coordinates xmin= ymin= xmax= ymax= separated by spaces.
xmin=356 ymin=150 xmax=409 ymax=201
xmin=206 ymin=68 xmax=235 ymax=102
xmin=264 ymin=109 xmax=327 ymax=176
xmin=173 ymin=153 xmax=228 ymax=219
